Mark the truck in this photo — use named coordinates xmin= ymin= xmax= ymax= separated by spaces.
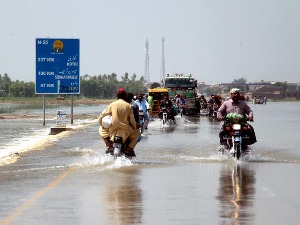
xmin=164 ymin=74 xmax=198 ymax=115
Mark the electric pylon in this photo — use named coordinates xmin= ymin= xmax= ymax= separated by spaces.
xmin=144 ymin=39 xmax=150 ymax=84
xmin=160 ymin=37 xmax=165 ymax=85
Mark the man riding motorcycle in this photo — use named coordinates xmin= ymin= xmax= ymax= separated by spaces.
xmin=207 ymin=94 xmax=221 ymax=117
xmin=217 ymin=88 xmax=257 ymax=148
xmin=159 ymin=93 xmax=176 ymax=122
xmin=135 ymin=93 xmax=150 ymax=130
xmin=98 ymin=88 xmax=140 ymax=157
xmin=175 ymin=94 xmax=186 ymax=115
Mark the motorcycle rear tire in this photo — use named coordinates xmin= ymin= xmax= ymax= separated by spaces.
xmin=162 ymin=114 xmax=167 ymax=125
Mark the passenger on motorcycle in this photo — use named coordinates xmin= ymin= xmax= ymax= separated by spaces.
xmin=207 ymin=94 xmax=221 ymax=117
xmin=217 ymin=88 xmax=257 ymax=147
xmin=125 ymin=93 xmax=140 ymax=125
xmin=126 ymin=92 xmax=143 ymax=146
xmin=135 ymin=93 xmax=150 ymax=130
xmin=98 ymin=88 xmax=140 ymax=157
xmin=159 ymin=94 xmax=176 ymax=121
xmin=175 ymin=94 xmax=186 ymax=114
xmin=198 ymin=95 xmax=208 ymax=109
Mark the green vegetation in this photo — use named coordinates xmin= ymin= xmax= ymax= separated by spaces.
xmin=274 ymin=81 xmax=287 ymax=91
xmin=0 ymin=72 xmax=147 ymax=99
xmin=0 ymin=96 xmax=45 ymax=102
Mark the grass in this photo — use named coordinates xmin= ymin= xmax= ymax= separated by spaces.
xmin=0 ymin=96 xmax=46 ymax=102
xmin=0 ymin=96 xmax=114 ymax=105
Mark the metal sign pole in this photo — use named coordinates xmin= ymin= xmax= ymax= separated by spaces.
xmin=71 ymin=95 xmax=74 ymax=124
xmin=43 ymin=94 xmax=45 ymax=126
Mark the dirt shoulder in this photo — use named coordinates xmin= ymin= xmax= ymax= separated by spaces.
xmin=0 ymin=113 xmax=98 ymax=120
xmin=0 ymin=98 xmax=113 ymax=120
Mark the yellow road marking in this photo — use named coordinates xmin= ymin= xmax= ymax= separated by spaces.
xmin=0 ymin=167 xmax=74 ymax=225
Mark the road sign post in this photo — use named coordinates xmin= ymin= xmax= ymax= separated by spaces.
xmin=36 ymin=38 xmax=80 ymax=126
xmin=36 ymin=38 xmax=80 ymax=94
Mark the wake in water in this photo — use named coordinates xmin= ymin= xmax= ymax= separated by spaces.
xmin=148 ymin=116 xmax=197 ymax=129
xmin=0 ymin=118 xmax=96 ymax=163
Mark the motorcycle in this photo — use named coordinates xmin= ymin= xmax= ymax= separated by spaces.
xmin=112 ymin=135 xmax=124 ymax=157
xmin=220 ymin=113 xmax=253 ymax=160
xmin=209 ymin=103 xmax=219 ymax=120
xmin=159 ymin=107 xmax=176 ymax=125
xmin=112 ymin=136 xmax=136 ymax=159
xmin=176 ymin=104 xmax=184 ymax=117
xmin=138 ymin=110 xmax=145 ymax=134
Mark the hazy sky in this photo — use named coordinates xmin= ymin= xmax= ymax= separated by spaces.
xmin=1 ymin=0 xmax=300 ymax=84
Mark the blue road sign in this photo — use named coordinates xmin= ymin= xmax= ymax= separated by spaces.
xmin=36 ymin=38 xmax=80 ymax=94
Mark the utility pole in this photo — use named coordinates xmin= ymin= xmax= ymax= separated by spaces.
xmin=160 ymin=37 xmax=165 ymax=85
xmin=144 ymin=39 xmax=150 ymax=84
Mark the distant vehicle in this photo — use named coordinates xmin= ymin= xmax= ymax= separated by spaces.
xmin=147 ymin=87 xmax=169 ymax=118
xmin=164 ymin=74 xmax=198 ymax=115
xmin=254 ymin=97 xmax=264 ymax=104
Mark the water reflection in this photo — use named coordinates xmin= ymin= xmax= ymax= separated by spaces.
xmin=216 ymin=164 xmax=256 ymax=225
xmin=104 ymin=169 xmax=143 ymax=225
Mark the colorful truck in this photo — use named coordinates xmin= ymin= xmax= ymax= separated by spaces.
xmin=164 ymin=74 xmax=198 ymax=115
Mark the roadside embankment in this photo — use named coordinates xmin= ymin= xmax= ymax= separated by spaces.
xmin=0 ymin=98 xmax=114 ymax=105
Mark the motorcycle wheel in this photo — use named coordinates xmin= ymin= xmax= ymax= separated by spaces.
xmin=162 ymin=114 xmax=167 ymax=125
xmin=234 ymin=143 xmax=241 ymax=160
xmin=140 ymin=123 xmax=144 ymax=134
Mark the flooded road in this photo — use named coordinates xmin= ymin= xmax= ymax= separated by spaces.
xmin=0 ymin=102 xmax=300 ymax=224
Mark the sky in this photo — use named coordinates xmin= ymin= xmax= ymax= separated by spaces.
xmin=1 ymin=0 xmax=300 ymax=85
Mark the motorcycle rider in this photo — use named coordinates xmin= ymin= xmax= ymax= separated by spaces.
xmin=125 ymin=92 xmax=142 ymax=148
xmin=135 ymin=93 xmax=150 ymax=130
xmin=147 ymin=93 xmax=154 ymax=113
xmin=98 ymin=88 xmax=140 ymax=157
xmin=199 ymin=95 xmax=207 ymax=109
xmin=217 ymin=88 xmax=257 ymax=147
xmin=159 ymin=93 xmax=176 ymax=121
xmin=175 ymin=94 xmax=186 ymax=114
xmin=126 ymin=92 xmax=140 ymax=125
xmin=207 ymin=94 xmax=221 ymax=117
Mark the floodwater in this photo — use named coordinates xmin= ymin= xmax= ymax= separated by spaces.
xmin=0 ymin=101 xmax=300 ymax=225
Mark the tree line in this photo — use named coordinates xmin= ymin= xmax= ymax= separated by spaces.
xmin=0 ymin=73 xmax=148 ymax=98
xmin=202 ymin=77 xmax=290 ymax=96
xmin=1 ymin=73 xmax=292 ymax=98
